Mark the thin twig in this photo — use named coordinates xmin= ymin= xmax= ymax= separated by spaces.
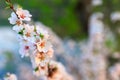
xmin=5 ymin=0 xmax=19 ymax=19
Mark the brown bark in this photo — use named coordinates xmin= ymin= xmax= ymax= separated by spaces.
xmin=75 ymin=0 xmax=92 ymax=37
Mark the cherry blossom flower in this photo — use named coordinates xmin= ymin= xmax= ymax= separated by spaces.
xmin=8 ymin=12 xmax=22 ymax=25
xmin=8 ymin=7 xmax=32 ymax=26
xmin=36 ymin=26 xmax=49 ymax=40
xmin=46 ymin=48 xmax=54 ymax=58
xmin=33 ymin=66 xmax=48 ymax=77
xmin=31 ymin=50 xmax=50 ymax=67
xmin=47 ymin=61 xmax=73 ymax=80
xmin=111 ymin=12 xmax=120 ymax=22
xmin=4 ymin=73 xmax=17 ymax=80
xmin=7 ymin=4 xmax=56 ymax=77
xmin=23 ymin=24 xmax=35 ymax=40
xmin=12 ymin=25 xmax=24 ymax=33
xmin=36 ymin=40 xmax=52 ymax=53
xmin=16 ymin=8 xmax=32 ymax=21
xmin=19 ymin=41 xmax=30 ymax=58
xmin=19 ymin=40 xmax=36 ymax=58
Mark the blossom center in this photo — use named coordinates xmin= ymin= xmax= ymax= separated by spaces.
xmin=40 ymin=41 xmax=45 ymax=48
xmin=25 ymin=32 xmax=31 ymax=37
xmin=16 ymin=20 xmax=21 ymax=25
xmin=20 ymin=13 xmax=26 ymax=19
xmin=25 ymin=46 xmax=29 ymax=50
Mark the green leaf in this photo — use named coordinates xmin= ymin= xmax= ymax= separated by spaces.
xmin=40 ymin=33 xmax=44 ymax=39
xmin=5 ymin=1 xmax=10 ymax=5
xmin=5 ymin=6 xmax=10 ymax=9
xmin=18 ymin=31 xmax=23 ymax=35
xmin=34 ymin=26 xmax=37 ymax=32
xmin=18 ymin=28 xmax=25 ymax=35
xmin=34 ymin=67 xmax=39 ymax=72
xmin=34 ymin=34 xmax=36 ymax=37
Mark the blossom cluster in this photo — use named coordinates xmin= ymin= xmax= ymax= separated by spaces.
xmin=8 ymin=6 xmax=54 ymax=76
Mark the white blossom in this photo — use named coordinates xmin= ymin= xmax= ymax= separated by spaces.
xmin=8 ymin=12 xmax=17 ymax=25
xmin=36 ymin=26 xmax=49 ymax=40
xmin=31 ymin=50 xmax=50 ymax=68
xmin=92 ymin=0 xmax=102 ymax=6
xmin=23 ymin=24 xmax=35 ymax=41
xmin=8 ymin=7 xmax=32 ymax=25
xmin=36 ymin=40 xmax=52 ymax=53
xmin=19 ymin=40 xmax=36 ymax=58
xmin=8 ymin=12 xmax=22 ymax=25
xmin=16 ymin=8 xmax=32 ymax=21
xmin=33 ymin=66 xmax=48 ymax=77
xmin=12 ymin=25 xmax=24 ymax=33
xmin=8 ymin=6 xmax=55 ymax=77
xmin=111 ymin=12 xmax=120 ymax=22
xmin=4 ymin=73 xmax=17 ymax=80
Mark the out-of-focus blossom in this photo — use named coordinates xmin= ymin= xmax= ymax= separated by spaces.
xmin=109 ymin=63 xmax=120 ymax=80
xmin=89 ymin=13 xmax=104 ymax=43
xmin=33 ymin=65 xmax=48 ymax=77
xmin=47 ymin=61 xmax=73 ymax=80
xmin=92 ymin=0 xmax=102 ymax=6
xmin=0 ymin=52 xmax=7 ymax=69
xmin=4 ymin=73 xmax=17 ymax=80
xmin=46 ymin=48 xmax=54 ymax=58
xmin=78 ymin=12 xmax=108 ymax=80
xmin=17 ymin=64 xmax=39 ymax=80
xmin=111 ymin=12 xmax=120 ymax=22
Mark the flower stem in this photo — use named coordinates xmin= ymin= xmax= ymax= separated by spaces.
xmin=5 ymin=0 xmax=19 ymax=19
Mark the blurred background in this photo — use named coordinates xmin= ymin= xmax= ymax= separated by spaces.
xmin=1 ymin=0 xmax=120 ymax=80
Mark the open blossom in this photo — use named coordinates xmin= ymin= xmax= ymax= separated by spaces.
xmin=23 ymin=24 xmax=35 ymax=40
xmin=12 ymin=25 xmax=24 ymax=33
xmin=8 ymin=7 xmax=32 ymax=25
xmin=4 ymin=73 xmax=17 ymax=80
xmin=19 ymin=41 xmax=30 ymax=58
xmin=16 ymin=8 xmax=32 ymax=21
xmin=36 ymin=40 xmax=52 ymax=53
xmin=8 ymin=12 xmax=22 ymax=25
xmin=36 ymin=26 xmax=49 ymax=39
xmin=30 ymin=48 xmax=54 ymax=74
xmin=19 ymin=40 xmax=36 ymax=58
xmin=31 ymin=50 xmax=50 ymax=67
